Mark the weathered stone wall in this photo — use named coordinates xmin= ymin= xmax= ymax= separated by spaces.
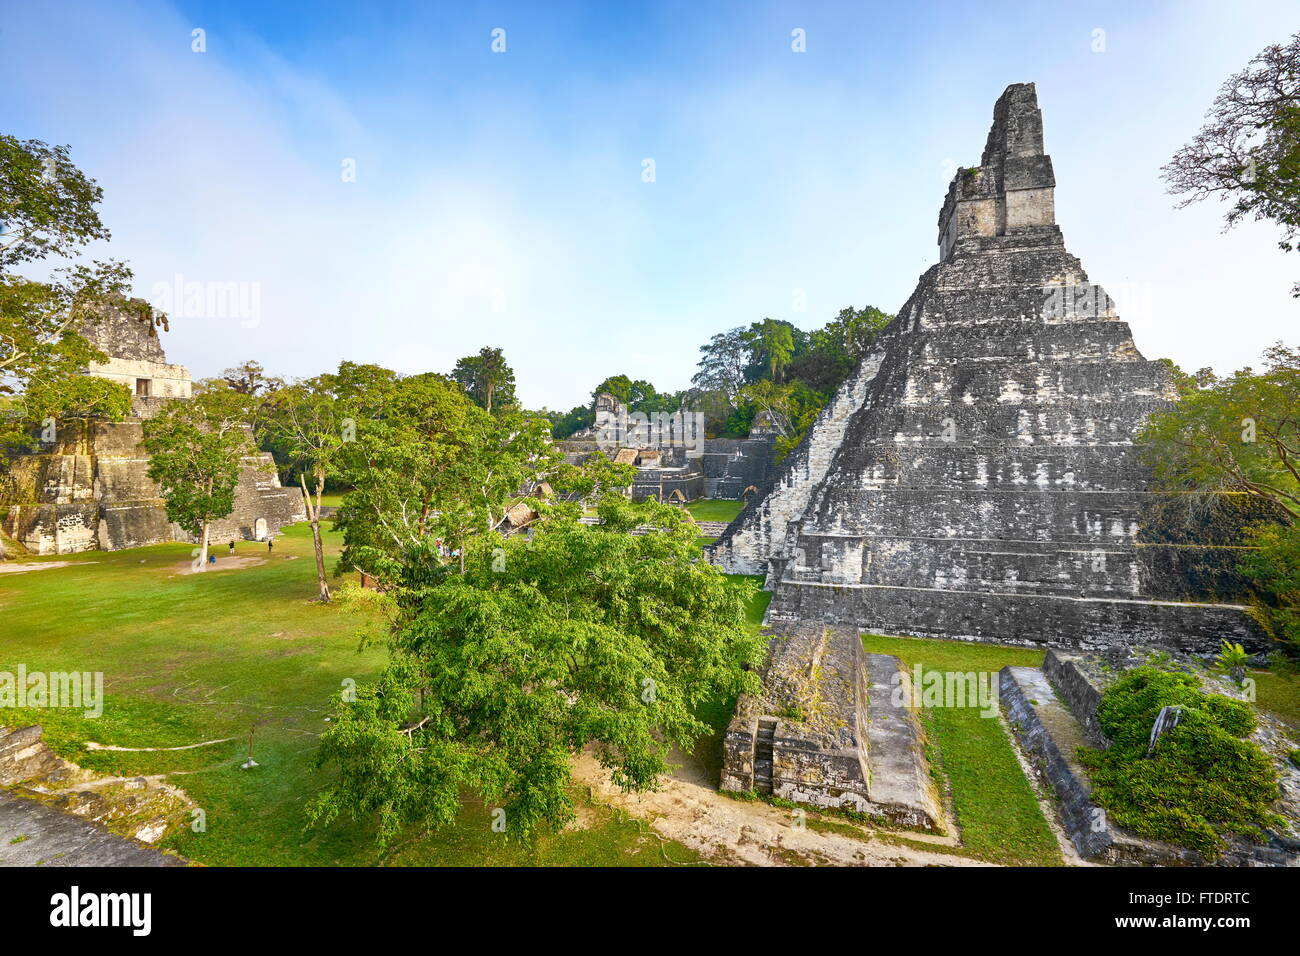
xmin=707 ymin=348 xmax=885 ymax=574
xmin=721 ymin=624 xmax=943 ymax=828
xmin=700 ymin=436 xmax=777 ymax=499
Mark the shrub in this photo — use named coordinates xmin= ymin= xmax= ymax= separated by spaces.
xmin=1078 ymin=667 xmax=1281 ymax=858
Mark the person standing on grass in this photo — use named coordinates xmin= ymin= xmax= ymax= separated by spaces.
xmin=229 ymin=539 xmax=236 ymax=555
xmin=268 ymin=537 xmax=274 ymax=554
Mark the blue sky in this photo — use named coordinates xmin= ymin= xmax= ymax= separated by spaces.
xmin=2 ymin=0 xmax=1296 ymax=410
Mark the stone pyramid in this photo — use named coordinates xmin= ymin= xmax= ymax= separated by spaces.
xmin=710 ymin=83 xmax=1262 ymax=652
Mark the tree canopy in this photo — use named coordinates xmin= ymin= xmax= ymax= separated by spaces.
xmin=310 ymin=486 xmax=764 ymax=845
xmin=1163 ymin=31 xmax=1300 ymax=296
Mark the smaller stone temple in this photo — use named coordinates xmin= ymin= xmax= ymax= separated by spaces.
xmin=1 ymin=299 xmax=304 ymax=555
xmin=559 ymin=392 xmax=780 ymax=502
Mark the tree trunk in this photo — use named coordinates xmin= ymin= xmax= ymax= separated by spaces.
xmin=300 ymin=472 xmax=331 ymax=602
xmin=198 ymin=519 xmax=210 ymax=571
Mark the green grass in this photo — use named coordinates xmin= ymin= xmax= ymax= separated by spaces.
xmin=1245 ymin=669 xmax=1300 ymax=731
xmin=690 ymin=574 xmax=770 ymax=781
xmin=686 ymin=499 xmax=745 ymax=523
xmin=0 ymin=524 xmax=711 ymax=866
xmin=860 ymin=633 xmax=1063 ymax=866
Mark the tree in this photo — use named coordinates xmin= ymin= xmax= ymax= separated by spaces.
xmin=143 ymin=385 xmax=257 ymax=568
xmin=333 ymin=372 xmax=555 ymax=584
xmin=1139 ymin=345 xmax=1300 ymax=647
xmin=222 ymin=359 xmax=282 ymax=397
xmin=691 ymin=327 xmax=750 ymax=403
xmin=309 ymin=486 xmax=765 ymax=846
xmin=0 ymin=138 xmax=151 ymax=470
xmin=451 ymin=346 xmax=517 ymax=415
xmin=1138 ymin=344 xmax=1300 ymax=522
xmin=0 ymin=135 xmax=110 ymax=268
xmin=1162 ymin=31 xmax=1300 ymax=296
xmin=747 ymin=318 xmax=796 ymax=383
xmin=261 ymin=377 xmax=351 ymax=601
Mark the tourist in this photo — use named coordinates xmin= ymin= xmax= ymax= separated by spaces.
xmin=267 ymin=538 xmax=274 ymax=554
xmin=229 ymin=539 xmax=235 ymax=555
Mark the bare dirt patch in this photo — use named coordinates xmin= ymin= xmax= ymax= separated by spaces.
xmin=0 ymin=560 xmax=96 ymax=575
xmin=572 ymin=748 xmax=991 ymax=867
xmin=171 ymin=556 xmax=267 ymax=576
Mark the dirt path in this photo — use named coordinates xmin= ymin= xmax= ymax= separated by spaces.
xmin=171 ymin=556 xmax=267 ymax=575
xmin=0 ymin=560 xmax=96 ymax=574
xmin=572 ymin=749 xmax=991 ymax=867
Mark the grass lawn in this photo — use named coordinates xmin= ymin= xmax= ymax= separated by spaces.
xmin=1241 ymin=668 xmax=1300 ymax=732
xmin=686 ymin=499 xmax=745 ymax=523
xmin=861 ymin=634 xmax=1063 ymax=866
xmin=0 ymin=523 xmax=718 ymax=866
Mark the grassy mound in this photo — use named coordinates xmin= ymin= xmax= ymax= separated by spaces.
xmin=1078 ymin=666 xmax=1282 ymax=858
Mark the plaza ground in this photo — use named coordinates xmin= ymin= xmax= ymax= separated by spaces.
xmin=1 ymin=516 xmax=1295 ymax=866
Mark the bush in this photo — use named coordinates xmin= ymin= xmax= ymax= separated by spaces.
xmin=1078 ymin=667 xmax=1281 ymax=858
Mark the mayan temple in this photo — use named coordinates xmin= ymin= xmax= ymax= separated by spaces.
xmin=1 ymin=300 xmax=304 ymax=555
xmin=709 ymin=83 xmax=1264 ymax=653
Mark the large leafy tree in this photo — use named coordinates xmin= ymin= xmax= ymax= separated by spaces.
xmin=1138 ymin=345 xmax=1300 ymax=645
xmin=0 ymin=135 xmax=111 ymax=268
xmin=747 ymin=318 xmax=797 ymax=383
xmin=1139 ymin=344 xmax=1299 ymax=521
xmin=451 ymin=346 xmax=517 ymax=416
xmin=143 ymin=385 xmax=257 ymax=568
xmin=222 ymin=359 xmax=282 ymax=397
xmin=691 ymin=327 xmax=750 ymax=404
xmin=333 ymin=371 xmax=556 ymax=583
xmin=0 ymin=134 xmax=147 ymax=471
xmin=310 ymin=488 xmax=765 ymax=845
xmin=1163 ymin=31 xmax=1300 ymax=296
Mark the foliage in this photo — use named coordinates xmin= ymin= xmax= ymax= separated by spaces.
xmin=1162 ymin=31 xmax=1300 ymax=296
xmin=221 ymin=359 xmax=282 ymax=396
xmin=0 ymin=135 xmax=110 ymax=268
xmin=1215 ymin=640 xmax=1252 ymax=672
xmin=1140 ymin=346 xmax=1300 ymax=647
xmin=1138 ymin=343 xmax=1300 ymax=522
xmin=332 ymin=370 xmax=556 ymax=584
xmin=142 ymin=385 xmax=256 ymax=564
xmin=1241 ymin=521 xmax=1300 ymax=647
xmin=0 ymin=139 xmax=149 ymax=471
xmin=451 ymin=346 xmax=517 ymax=415
xmin=310 ymin=490 xmax=766 ymax=846
xmin=1078 ymin=667 xmax=1281 ymax=858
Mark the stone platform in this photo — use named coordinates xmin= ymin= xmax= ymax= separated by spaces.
xmin=720 ymin=624 xmax=943 ymax=830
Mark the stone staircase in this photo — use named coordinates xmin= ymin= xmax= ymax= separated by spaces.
xmin=753 ymin=719 xmax=776 ymax=795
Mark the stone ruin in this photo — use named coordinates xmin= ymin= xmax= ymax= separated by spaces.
xmin=716 ymin=82 xmax=1274 ymax=827
xmin=710 ymin=83 xmax=1265 ymax=654
xmin=1 ymin=299 xmax=304 ymax=555
xmin=720 ymin=625 xmax=943 ymax=829
xmin=559 ymin=391 xmax=778 ymax=502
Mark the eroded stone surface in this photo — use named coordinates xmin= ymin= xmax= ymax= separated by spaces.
xmin=709 ymin=82 xmax=1263 ymax=652
xmin=721 ymin=625 xmax=942 ymax=829
xmin=2 ymin=303 xmax=304 ymax=555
